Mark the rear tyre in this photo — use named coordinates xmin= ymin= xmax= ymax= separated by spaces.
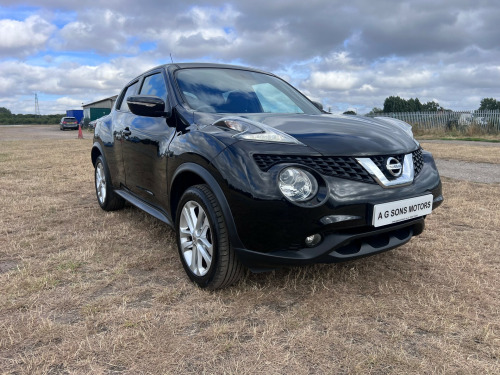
xmin=94 ymin=155 xmax=125 ymax=211
xmin=176 ymin=184 xmax=244 ymax=290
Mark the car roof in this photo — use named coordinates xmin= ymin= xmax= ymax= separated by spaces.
xmin=141 ymin=62 xmax=272 ymax=79
xmin=167 ymin=62 xmax=268 ymax=72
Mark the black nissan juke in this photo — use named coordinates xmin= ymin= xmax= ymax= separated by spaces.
xmin=91 ymin=63 xmax=443 ymax=289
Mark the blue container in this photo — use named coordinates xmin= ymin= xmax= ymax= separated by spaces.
xmin=66 ymin=109 xmax=84 ymax=123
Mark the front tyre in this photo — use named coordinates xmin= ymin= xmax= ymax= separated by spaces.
xmin=94 ymin=155 xmax=125 ymax=211
xmin=176 ymin=184 xmax=244 ymax=290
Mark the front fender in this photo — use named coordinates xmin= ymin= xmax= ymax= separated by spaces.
xmin=170 ymin=162 xmax=245 ymax=249
xmin=91 ymin=141 xmax=104 ymax=166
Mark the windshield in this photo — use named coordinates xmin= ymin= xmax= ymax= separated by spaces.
xmin=175 ymin=68 xmax=322 ymax=115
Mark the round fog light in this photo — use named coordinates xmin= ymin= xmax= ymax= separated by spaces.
xmin=305 ymin=233 xmax=322 ymax=247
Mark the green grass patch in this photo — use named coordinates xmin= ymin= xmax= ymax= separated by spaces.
xmin=417 ymin=136 xmax=500 ymax=142
xmin=436 ymin=137 xmax=500 ymax=143
xmin=58 ymin=261 xmax=83 ymax=272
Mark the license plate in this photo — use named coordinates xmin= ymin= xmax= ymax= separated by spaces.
xmin=372 ymin=194 xmax=433 ymax=227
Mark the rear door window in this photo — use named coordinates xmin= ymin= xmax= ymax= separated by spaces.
xmin=117 ymin=81 xmax=139 ymax=112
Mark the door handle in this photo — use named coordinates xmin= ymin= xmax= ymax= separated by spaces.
xmin=123 ymin=127 xmax=131 ymax=136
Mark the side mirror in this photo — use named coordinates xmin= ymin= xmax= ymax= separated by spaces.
xmin=312 ymin=101 xmax=324 ymax=111
xmin=127 ymin=95 xmax=169 ymax=117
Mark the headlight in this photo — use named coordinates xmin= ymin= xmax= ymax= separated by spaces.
xmin=213 ymin=117 xmax=303 ymax=145
xmin=278 ymin=167 xmax=318 ymax=202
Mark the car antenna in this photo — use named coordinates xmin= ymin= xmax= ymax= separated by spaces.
xmin=170 ymin=53 xmax=174 ymax=63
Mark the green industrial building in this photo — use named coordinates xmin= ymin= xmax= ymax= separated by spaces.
xmin=82 ymin=95 xmax=118 ymax=122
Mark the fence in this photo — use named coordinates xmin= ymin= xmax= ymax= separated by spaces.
xmin=365 ymin=110 xmax=500 ymax=132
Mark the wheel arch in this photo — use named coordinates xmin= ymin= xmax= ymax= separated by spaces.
xmin=170 ymin=162 xmax=244 ymax=249
xmin=91 ymin=142 xmax=104 ymax=167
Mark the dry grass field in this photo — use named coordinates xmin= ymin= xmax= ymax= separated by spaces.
xmin=420 ymin=141 xmax=500 ymax=164
xmin=1 ymin=136 xmax=499 ymax=374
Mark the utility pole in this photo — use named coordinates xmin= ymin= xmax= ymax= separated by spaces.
xmin=34 ymin=93 xmax=41 ymax=116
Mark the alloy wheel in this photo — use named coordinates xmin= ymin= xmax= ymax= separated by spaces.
xmin=178 ymin=201 xmax=213 ymax=276
xmin=95 ymin=162 xmax=107 ymax=204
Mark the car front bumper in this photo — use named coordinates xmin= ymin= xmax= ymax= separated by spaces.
xmin=214 ymin=144 xmax=443 ymax=269
xmin=234 ymin=216 xmax=427 ymax=269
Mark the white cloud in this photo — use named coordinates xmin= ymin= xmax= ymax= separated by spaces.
xmin=55 ymin=96 xmax=85 ymax=108
xmin=0 ymin=55 xmax=158 ymax=113
xmin=374 ymin=69 xmax=433 ymax=89
xmin=359 ymin=84 xmax=375 ymax=93
xmin=148 ymin=5 xmax=240 ymax=60
xmin=307 ymin=71 xmax=360 ymax=91
xmin=0 ymin=15 xmax=55 ymax=57
xmin=56 ymin=9 xmax=130 ymax=54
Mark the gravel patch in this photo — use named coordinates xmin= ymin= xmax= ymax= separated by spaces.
xmin=0 ymin=124 xmax=87 ymax=141
xmin=0 ymin=259 xmax=20 ymax=274
xmin=435 ymin=159 xmax=500 ymax=184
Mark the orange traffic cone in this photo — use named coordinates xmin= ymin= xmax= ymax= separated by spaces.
xmin=78 ymin=124 xmax=83 ymax=139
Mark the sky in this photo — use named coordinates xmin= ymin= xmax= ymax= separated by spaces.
xmin=0 ymin=0 xmax=499 ymax=115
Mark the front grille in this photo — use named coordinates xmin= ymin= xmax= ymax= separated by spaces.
xmin=412 ymin=148 xmax=424 ymax=176
xmin=253 ymin=147 xmax=424 ymax=184
xmin=253 ymin=154 xmax=374 ymax=184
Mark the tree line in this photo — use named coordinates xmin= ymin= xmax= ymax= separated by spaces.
xmin=0 ymin=107 xmax=64 ymax=125
xmin=367 ymin=97 xmax=500 ymax=115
